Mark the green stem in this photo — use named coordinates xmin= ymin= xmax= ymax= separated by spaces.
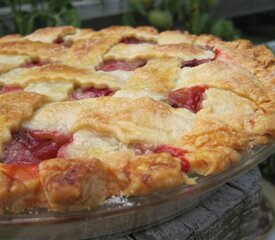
xmin=6 ymin=0 xmax=18 ymax=15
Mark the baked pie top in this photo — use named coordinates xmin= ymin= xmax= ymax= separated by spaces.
xmin=0 ymin=26 xmax=274 ymax=213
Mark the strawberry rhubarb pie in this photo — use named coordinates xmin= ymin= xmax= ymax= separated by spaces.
xmin=0 ymin=26 xmax=274 ymax=213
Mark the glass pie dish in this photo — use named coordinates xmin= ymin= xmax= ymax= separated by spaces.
xmin=0 ymin=144 xmax=274 ymax=240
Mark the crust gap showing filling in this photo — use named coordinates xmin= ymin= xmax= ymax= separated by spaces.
xmin=0 ymin=86 xmax=22 ymax=94
xmin=168 ymin=85 xmax=208 ymax=113
xmin=97 ymin=59 xmax=147 ymax=72
xmin=3 ymin=130 xmax=71 ymax=165
xmin=69 ymin=87 xmax=115 ymax=100
xmin=120 ymin=37 xmax=156 ymax=44
xmin=24 ymin=59 xmax=51 ymax=68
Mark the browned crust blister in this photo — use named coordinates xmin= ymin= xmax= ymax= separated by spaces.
xmin=0 ymin=26 xmax=274 ymax=213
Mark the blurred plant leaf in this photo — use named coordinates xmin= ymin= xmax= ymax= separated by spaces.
xmin=205 ymin=0 xmax=220 ymax=7
xmin=4 ymin=0 xmax=81 ymax=35
xmin=141 ymin=0 xmax=155 ymax=9
xmin=188 ymin=0 xmax=201 ymax=16
xmin=188 ymin=13 xmax=211 ymax=34
xmin=210 ymin=19 xmax=239 ymax=40
xmin=63 ymin=7 xmax=81 ymax=27
xmin=14 ymin=14 xmax=24 ymax=34
xmin=24 ymin=14 xmax=35 ymax=34
xmin=48 ymin=0 xmax=71 ymax=11
xmin=148 ymin=9 xmax=173 ymax=30
xmin=122 ymin=12 xmax=136 ymax=26
xmin=164 ymin=0 xmax=184 ymax=20
xmin=29 ymin=0 xmax=38 ymax=10
xmin=130 ymin=0 xmax=147 ymax=17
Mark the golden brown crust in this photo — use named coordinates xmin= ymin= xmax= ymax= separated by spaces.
xmin=0 ymin=34 xmax=23 ymax=43
xmin=0 ymin=54 xmax=31 ymax=74
xmin=0 ymin=40 xmax=66 ymax=62
xmin=120 ymin=154 xmax=189 ymax=196
xmin=0 ymin=25 xmax=274 ymax=213
xmin=39 ymin=158 xmax=107 ymax=211
xmin=0 ymin=164 xmax=45 ymax=213
xmin=22 ymin=97 xmax=195 ymax=145
xmin=24 ymin=26 xmax=76 ymax=43
xmin=158 ymin=31 xmax=195 ymax=44
xmin=0 ymin=63 xmax=121 ymax=89
xmin=187 ymin=146 xmax=241 ymax=176
xmin=123 ymin=57 xmax=181 ymax=95
xmin=104 ymin=42 xmax=214 ymax=61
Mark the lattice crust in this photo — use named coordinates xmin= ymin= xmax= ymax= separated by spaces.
xmin=0 ymin=26 xmax=274 ymax=213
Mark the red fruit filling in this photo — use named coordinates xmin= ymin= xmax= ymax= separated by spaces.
xmin=214 ymin=48 xmax=233 ymax=61
xmin=182 ymin=58 xmax=213 ymax=68
xmin=97 ymin=59 xmax=146 ymax=72
xmin=3 ymin=164 xmax=39 ymax=181
xmin=3 ymin=130 xmax=70 ymax=165
xmin=154 ymin=145 xmax=190 ymax=172
xmin=214 ymin=49 xmax=222 ymax=60
xmin=120 ymin=37 xmax=156 ymax=44
xmin=0 ymin=86 xmax=22 ymax=94
xmin=168 ymin=85 xmax=208 ymax=113
xmin=24 ymin=59 xmax=50 ymax=68
xmin=181 ymin=48 xmax=226 ymax=68
xmin=69 ymin=87 xmax=115 ymax=100
xmin=53 ymin=37 xmax=73 ymax=48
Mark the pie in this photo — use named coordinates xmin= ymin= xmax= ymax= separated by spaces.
xmin=0 ymin=26 xmax=274 ymax=213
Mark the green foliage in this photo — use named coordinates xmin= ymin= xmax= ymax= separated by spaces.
xmin=148 ymin=10 xmax=173 ymax=30
xmin=210 ymin=19 xmax=240 ymax=41
xmin=187 ymin=13 xmax=211 ymax=35
xmin=123 ymin=0 xmax=239 ymax=40
xmin=4 ymin=0 xmax=80 ymax=35
xmin=185 ymin=0 xmax=239 ymax=40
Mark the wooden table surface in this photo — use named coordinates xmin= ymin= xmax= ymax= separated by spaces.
xmin=114 ymin=168 xmax=261 ymax=240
